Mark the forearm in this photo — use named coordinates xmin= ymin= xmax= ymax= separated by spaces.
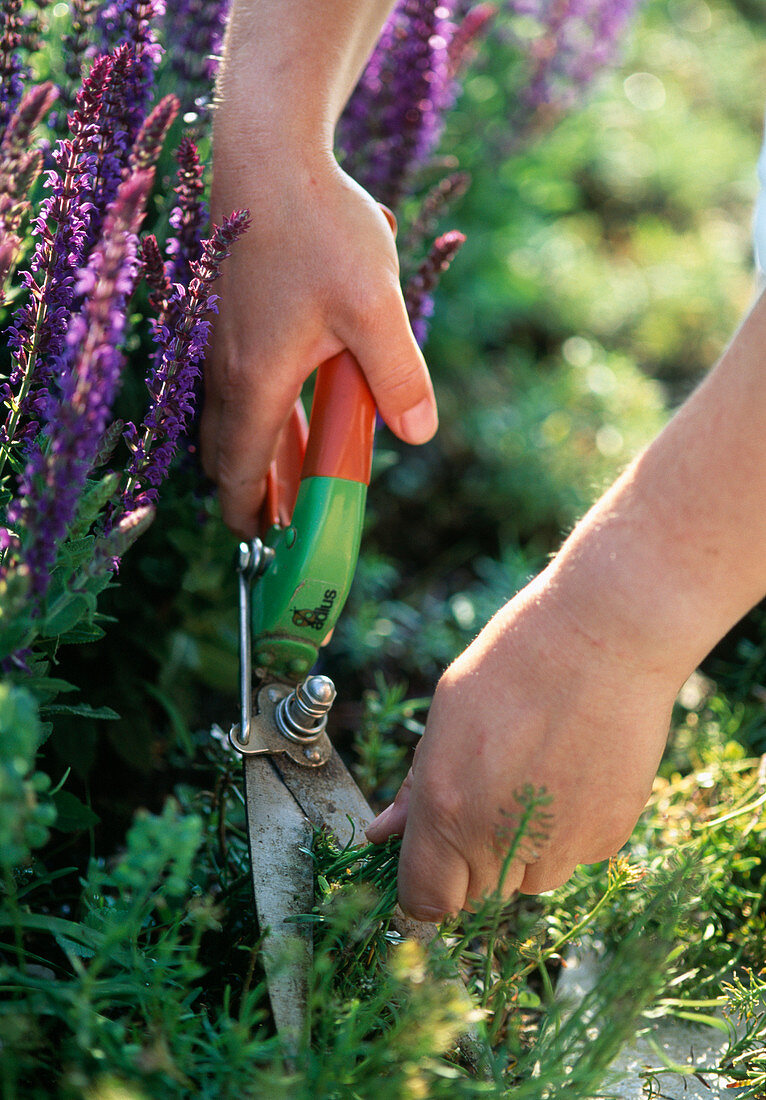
xmin=541 ymin=288 xmax=766 ymax=682
xmin=214 ymin=0 xmax=395 ymax=172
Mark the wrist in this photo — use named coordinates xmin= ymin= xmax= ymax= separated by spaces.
xmin=212 ymin=69 xmax=336 ymax=183
xmin=213 ymin=0 xmax=396 ymax=173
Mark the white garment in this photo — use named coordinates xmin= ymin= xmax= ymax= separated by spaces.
xmin=755 ymin=107 xmax=766 ymax=286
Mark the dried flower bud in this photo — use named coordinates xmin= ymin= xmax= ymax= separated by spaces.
xmin=404 ymin=229 xmax=466 ymax=346
xmin=130 ymin=93 xmax=179 ymax=171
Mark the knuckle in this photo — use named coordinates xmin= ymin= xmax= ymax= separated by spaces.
xmin=418 ymin=772 xmax=468 ymax=837
xmin=343 ymin=279 xmax=397 ymax=326
xmin=216 ymin=360 xmax=251 ymax=405
xmin=375 ymin=358 xmax=428 ymax=406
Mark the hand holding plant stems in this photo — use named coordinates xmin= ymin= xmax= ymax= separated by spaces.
xmin=368 ymin=290 xmax=766 ymax=918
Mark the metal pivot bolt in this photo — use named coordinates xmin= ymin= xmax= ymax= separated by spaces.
xmin=275 ymin=675 xmax=337 ymax=744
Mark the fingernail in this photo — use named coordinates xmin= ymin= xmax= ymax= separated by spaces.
xmin=366 ymin=802 xmax=395 ymax=836
xmin=395 ymin=398 xmax=438 ymax=444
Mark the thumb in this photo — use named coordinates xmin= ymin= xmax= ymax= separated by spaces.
xmin=345 ymin=286 xmax=438 ymax=446
xmin=365 ymin=768 xmax=413 ymax=843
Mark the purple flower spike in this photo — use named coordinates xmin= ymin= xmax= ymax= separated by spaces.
xmin=338 ymin=0 xmax=456 ymax=211
xmin=0 ymin=80 xmax=56 ymax=166
xmin=447 ymin=3 xmax=496 ymax=80
xmin=404 ymin=228 xmax=466 ymax=345
xmin=89 ymin=502 xmax=155 ymax=575
xmin=1 ymin=56 xmax=114 ymax=465
xmin=165 ymin=135 xmax=206 ymax=290
xmin=0 ymin=0 xmax=25 ymax=141
xmin=97 ymin=0 xmax=165 ymax=145
xmin=8 ymin=171 xmax=153 ymax=599
xmin=162 ymin=0 xmax=229 ymax=117
xmin=85 ymin=45 xmax=142 ymax=245
xmin=0 ymin=82 xmax=56 ymax=293
xmin=62 ymin=0 xmax=100 ymax=104
xmin=403 ymin=169 xmax=470 ymax=258
xmin=130 ymin=93 xmax=179 ymax=171
xmin=507 ymin=0 xmax=641 ymax=117
xmin=120 ymin=209 xmax=250 ymax=515
xmin=140 ymin=232 xmax=173 ymax=316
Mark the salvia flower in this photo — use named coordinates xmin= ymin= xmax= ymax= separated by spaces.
xmin=0 ymin=82 xmax=56 ymax=293
xmin=506 ymin=0 xmax=642 ymax=117
xmin=402 ymin=169 xmax=470 ymax=260
xmin=97 ymin=0 xmax=165 ymax=143
xmin=129 ymin=92 xmax=179 ymax=172
xmin=89 ymin=502 xmax=155 ymax=576
xmin=1 ymin=55 xmax=113 ymax=463
xmin=6 ymin=171 xmax=152 ymax=597
xmin=120 ymin=208 xmax=250 ymax=515
xmin=85 ymin=45 xmax=142 ymax=246
xmin=404 ymin=229 xmax=466 ymax=345
xmin=139 ymin=231 xmax=173 ymax=316
xmin=0 ymin=0 xmax=25 ymax=141
xmin=338 ymin=0 xmax=455 ymax=212
xmin=59 ymin=0 xmax=100 ymax=120
xmin=446 ymin=2 xmax=496 ymax=80
xmin=165 ymin=135 xmax=207 ymax=291
xmin=162 ymin=0 xmax=229 ymax=119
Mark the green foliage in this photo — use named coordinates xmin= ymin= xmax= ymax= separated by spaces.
xmin=0 ymin=684 xmax=55 ymax=868
xmin=351 ymin=676 xmax=428 ymax=801
xmin=0 ymin=801 xmax=222 ymax=1099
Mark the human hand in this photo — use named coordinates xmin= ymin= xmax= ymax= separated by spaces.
xmin=366 ymin=569 xmax=682 ymax=920
xmin=201 ymin=151 xmax=437 ymax=537
xmin=364 ymin=288 xmax=766 ymax=919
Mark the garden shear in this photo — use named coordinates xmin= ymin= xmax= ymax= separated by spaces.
xmin=228 ymin=347 xmax=379 ymax=1044
xmin=227 ymin=349 xmax=483 ymax=1061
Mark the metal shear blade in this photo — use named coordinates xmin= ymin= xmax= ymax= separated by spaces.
xmin=242 ymin=753 xmax=313 ymax=1047
xmin=234 ymin=677 xmax=378 ymax=1045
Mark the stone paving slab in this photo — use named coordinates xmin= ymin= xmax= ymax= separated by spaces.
xmin=556 ymin=951 xmax=749 ymax=1099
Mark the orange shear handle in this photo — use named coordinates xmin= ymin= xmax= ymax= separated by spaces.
xmin=261 ymin=350 xmax=376 ymax=532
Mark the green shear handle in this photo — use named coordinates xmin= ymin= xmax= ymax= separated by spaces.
xmin=251 ymin=349 xmax=377 ymax=682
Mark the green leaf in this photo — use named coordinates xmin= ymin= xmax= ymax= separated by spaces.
xmin=0 ymin=620 xmax=33 ymax=661
xmin=42 ymin=703 xmax=119 ymax=721
xmin=51 ymin=790 xmax=100 ymax=833
xmin=57 ymin=535 xmax=96 ymax=573
xmin=41 ymin=591 xmax=96 ymax=637
xmin=31 ymin=677 xmax=78 ymax=696
xmin=0 ymin=565 xmax=34 ymax=659
xmin=55 ymin=934 xmax=96 ymax=959
xmin=515 ymin=989 xmax=542 ymax=1009
xmin=69 ymin=471 xmax=120 ymax=539
xmin=57 ymin=621 xmax=107 ymax=646
xmin=0 ymin=910 xmax=104 ymax=953
xmin=669 ymin=1010 xmax=731 ymax=1033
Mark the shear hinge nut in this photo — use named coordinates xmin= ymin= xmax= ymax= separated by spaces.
xmin=275 ymin=675 xmax=336 ymax=744
xmin=236 ymin=538 xmax=275 ymax=580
